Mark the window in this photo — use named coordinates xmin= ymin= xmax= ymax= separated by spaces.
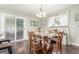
xmin=48 ymin=12 xmax=69 ymax=27
xmin=48 ymin=17 xmax=56 ymax=27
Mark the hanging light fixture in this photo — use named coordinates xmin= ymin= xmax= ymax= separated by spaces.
xmin=36 ymin=4 xmax=46 ymax=18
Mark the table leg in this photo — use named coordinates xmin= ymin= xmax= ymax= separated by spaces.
xmin=8 ymin=46 xmax=13 ymax=54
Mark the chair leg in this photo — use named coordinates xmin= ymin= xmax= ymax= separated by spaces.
xmin=56 ymin=43 xmax=59 ymax=54
xmin=51 ymin=44 xmax=54 ymax=53
xmin=56 ymin=48 xmax=58 ymax=54
xmin=60 ymin=45 xmax=62 ymax=54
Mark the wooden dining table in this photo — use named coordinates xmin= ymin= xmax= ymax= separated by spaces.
xmin=32 ymin=34 xmax=58 ymax=54
xmin=29 ymin=31 xmax=64 ymax=54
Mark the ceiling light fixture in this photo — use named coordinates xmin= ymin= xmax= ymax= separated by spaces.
xmin=36 ymin=4 xmax=46 ymax=18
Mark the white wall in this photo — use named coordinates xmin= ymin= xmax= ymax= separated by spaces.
xmin=40 ymin=5 xmax=79 ymax=46
xmin=69 ymin=5 xmax=79 ymax=46
xmin=25 ymin=17 xmax=40 ymax=39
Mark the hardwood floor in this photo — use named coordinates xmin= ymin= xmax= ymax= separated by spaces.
xmin=64 ymin=45 xmax=79 ymax=54
xmin=0 ymin=40 xmax=79 ymax=54
xmin=13 ymin=40 xmax=79 ymax=54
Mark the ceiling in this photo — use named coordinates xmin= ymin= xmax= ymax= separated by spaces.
xmin=0 ymin=4 xmax=74 ymax=18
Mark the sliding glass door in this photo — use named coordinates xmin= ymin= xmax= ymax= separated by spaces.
xmin=5 ymin=15 xmax=24 ymax=41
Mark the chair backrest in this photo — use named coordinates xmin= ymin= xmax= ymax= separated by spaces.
xmin=28 ymin=31 xmax=34 ymax=41
xmin=43 ymin=36 xmax=49 ymax=42
xmin=58 ymin=32 xmax=64 ymax=43
xmin=28 ymin=31 xmax=34 ymax=48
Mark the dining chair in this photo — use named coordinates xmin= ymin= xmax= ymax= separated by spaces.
xmin=52 ymin=32 xmax=64 ymax=54
xmin=28 ymin=31 xmax=34 ymax=53
xmin=28 ymin=31 xmax=43 ymax=54
xmin=42 ymin=36 xmax=52 ymax=54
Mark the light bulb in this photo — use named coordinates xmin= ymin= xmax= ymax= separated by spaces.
xmin=36 ymin=12 xmax=46 ymax=18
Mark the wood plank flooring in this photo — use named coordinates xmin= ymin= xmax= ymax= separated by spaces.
xmin=0 ymin=40 xmax=79 ymax=54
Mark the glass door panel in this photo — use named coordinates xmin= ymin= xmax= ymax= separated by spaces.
xmin=5 ymin=16 xmax=15 ymax=41
xmin=16 ymin=18 xmax=24 ymax=40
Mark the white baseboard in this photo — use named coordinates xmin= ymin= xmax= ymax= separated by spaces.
xmin=66 ymin=43 xmax=72 ymax=45
xmin=71 ymin=43 xmax=79 ymax=46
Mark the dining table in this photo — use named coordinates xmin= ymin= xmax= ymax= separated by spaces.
xmin=0 ymin=39 xmax=13 ymax=54
xmin=32 ymin=33 xmax=58 ymax=54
